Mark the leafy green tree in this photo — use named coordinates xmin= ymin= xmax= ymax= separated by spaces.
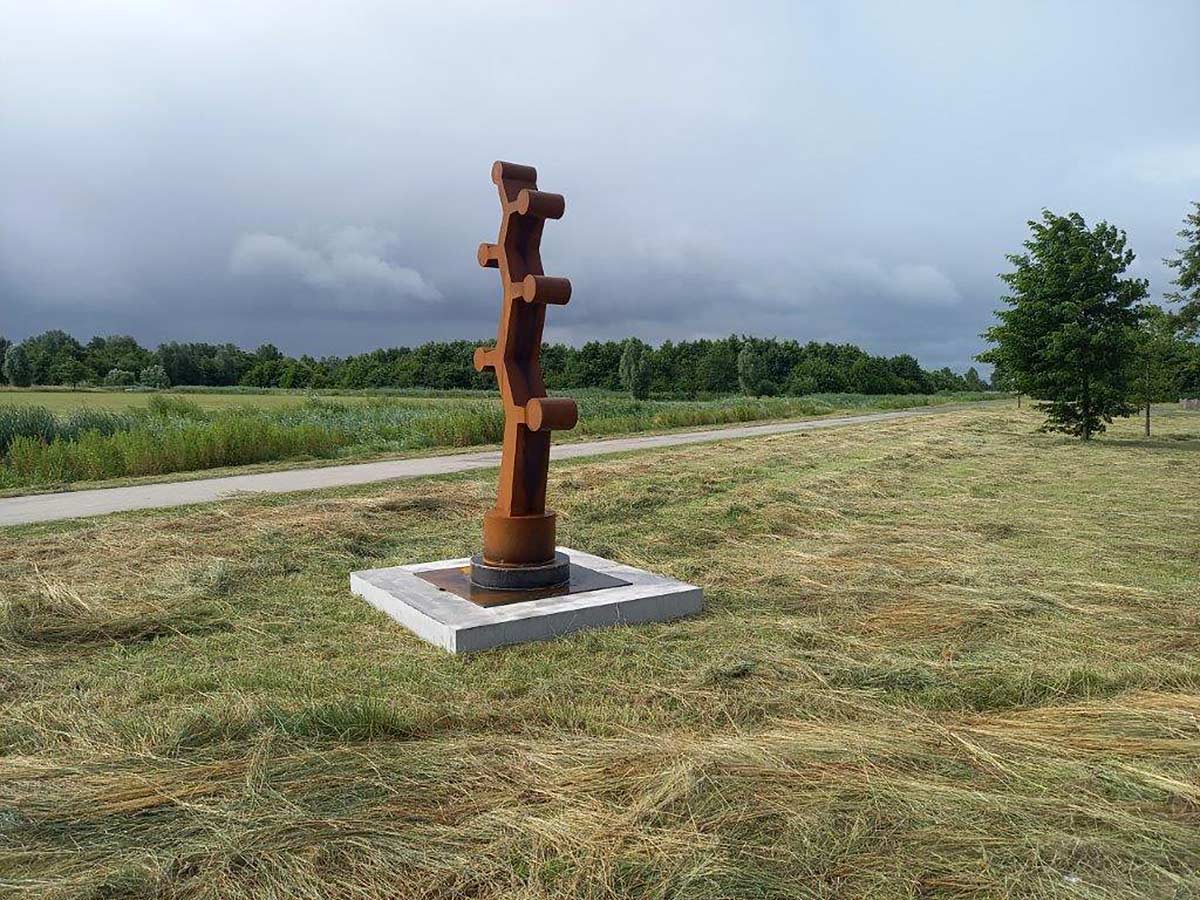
xmin=787 ymin=357 xmax=846 ymax=394
xmin=980 ymin=211 xmax=1145 ymax=439
xmin=0 ymin=336 xmax=10 ymax=374
xmin=848 ymin=356 xmax=902 ymax=394
xmin=84 ymin=335 xmax=153 ymax=381
xmin=139 ymin=364 xmax=171 ymax=389
xmin=887 ymin=354 xmax=933 ymax=393
xmin=1164 ymin=200 xmax=1200 ymax=338
xmin=737 ymin=344 xmax=774 ymax=396
xmin=929 ymin=366 xmax=967 ymax=393
xmin=618 ymin=339 xmax=651 ymax=399
xmin=1130 ymin=306 xmax=1185 ymax=436
xmin=104 ymin=368 xmax=137 ymax=387
xmin=962 ymin=367 xmax=988 ymax=391
xmin=3 ymin=344 xmax=32 ymax=387
xmin=19 ymin=330 xmax=84 ymax=384
xmin=50 ymin=358 xmax=91 ymax=387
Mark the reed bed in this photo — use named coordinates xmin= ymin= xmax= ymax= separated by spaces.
xmin=0 ymin=392 xmax=993 ymax=490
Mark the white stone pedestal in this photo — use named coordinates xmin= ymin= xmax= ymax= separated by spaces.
xmin=350 ymin=548 xmax=702 ymax=653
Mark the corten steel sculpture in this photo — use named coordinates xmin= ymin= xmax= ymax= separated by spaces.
xmin=470 ymin=161 xmax=577 ymax=589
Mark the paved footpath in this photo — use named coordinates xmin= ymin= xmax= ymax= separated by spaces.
xmin=0 ymin=404 xmax=990 ymax=527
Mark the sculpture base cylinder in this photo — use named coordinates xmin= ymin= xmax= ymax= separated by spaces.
xmin=481 ymin=510 xmax=557 ymax=567
xmin=470 ymin=551 xmax=570 ymax=591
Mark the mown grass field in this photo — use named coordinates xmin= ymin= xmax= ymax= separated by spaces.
xmin=1 ymin=405 xmax=1198 ymax=898
xmin=0 ymin=391 xmax=995 ymax=493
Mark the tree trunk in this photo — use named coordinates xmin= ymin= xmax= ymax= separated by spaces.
xmin=1082 ymin=374 xmax=1091 ymax=441
xmin=1017 ymin=393 xmax=1022 ymax=408
xmin=1144 ymin=358 xmax=1152 ymax=438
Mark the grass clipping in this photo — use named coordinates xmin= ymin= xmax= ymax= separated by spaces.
xmin=0 ymin=404 xmax=1198 ymax=898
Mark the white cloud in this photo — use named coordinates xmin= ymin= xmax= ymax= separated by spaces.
xmin=229 ymin=227 xmax=441 ymax=307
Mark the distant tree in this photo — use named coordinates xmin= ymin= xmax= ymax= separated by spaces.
xmin=737 ymin=344 xmax=775 ymax=396
xmin=786 ymin=357 xmax=847 ymax=395
xmin=887 ymin=354 xmax=933 ymax=393
xmin=1130 ymin=306 xmax=1185 ymax=437
xmin=0 ymin=336 xmax=10 ymax=374
xmin=848 ymin=356 xmax=902 ymax=394
xmin=929 ymin=366 xmax=967 ymax=393
xmin=0 ymin=326 xmax=995 ymax=400
xmin=980 ymin=211 xmax=1144 ymax=439
xmin=1164 ymin=200 xmax=1200 ymax=338
xmin=50 ymin=358 xmax=91 ymax=387
xmin=988 ymin=364 xmax=1009 ymax=392
xmin=19 ymin=330 xmax=84 ymax=384
xmin=3 ymin=344 xmax=32 ymax=387
xmin=240 ymin=359 xmax=287 ymax=387
xmin=84 ymin=335 xmax=154 ymax=382
xmin=618 ymin=339 xmax=651 ymax=400
xmin=962 ymin=367 xmax=988 ymax=392
xmin=104 ymin=368 xmax=137 ymax=387
xmin=691 ymin=337 xmax=741 ymax=394
xmin=139 ymin=364 xmax=171 ymax=389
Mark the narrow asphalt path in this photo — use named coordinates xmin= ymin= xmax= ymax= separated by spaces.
xmin=0 ymin=404 xmax=988 ymax=527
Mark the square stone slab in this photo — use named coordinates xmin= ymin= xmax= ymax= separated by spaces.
xmin=350 ymin=547 xmax=703 ymax=653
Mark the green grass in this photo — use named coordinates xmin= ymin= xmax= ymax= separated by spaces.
xmin=0 ymin=391 xmax=997 ymax=492
xmin=0 ymin=404 xmax=1197 ymax=897
xmin=0 ymin=387 xmax=464 ymax=412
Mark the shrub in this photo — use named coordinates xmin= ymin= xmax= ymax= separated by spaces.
xmin=104 ymin=368 xmax=136 ymax=387
xmin=146 ymin=394 xmax=207 ymax=420
xmin=139 ymin=365 xmax=171 ymax=389
xmin=3 ymin=345 xmax=33 ymax=387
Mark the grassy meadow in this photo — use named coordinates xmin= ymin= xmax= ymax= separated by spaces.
xmin=0 ymin=390 xmax=996 ymax=492
xmin=1 ymin=404 xmax=1198 ymax=897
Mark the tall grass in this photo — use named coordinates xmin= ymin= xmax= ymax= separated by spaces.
xmin=0 ymin=392 xmax=995 ymax=489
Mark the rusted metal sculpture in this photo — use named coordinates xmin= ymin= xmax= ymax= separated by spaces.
xmin=470 ymin=161 xmax=577 ymax=589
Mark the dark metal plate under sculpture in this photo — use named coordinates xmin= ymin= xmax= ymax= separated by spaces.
xmin=416 ymin=560 xmax=630 ymax=608
xmin=469 ymin=161 xmax=577 ymax=593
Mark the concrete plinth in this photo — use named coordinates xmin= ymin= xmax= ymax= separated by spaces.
xmin=350 ymin=548 xmax=703 ymax=653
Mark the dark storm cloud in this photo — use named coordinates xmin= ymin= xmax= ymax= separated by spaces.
xmin=2 ymin=0 xmax=1198 ymax=370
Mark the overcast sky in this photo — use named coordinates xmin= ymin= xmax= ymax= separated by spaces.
xmin=2 ymin=1 xmax=1198 ymax=370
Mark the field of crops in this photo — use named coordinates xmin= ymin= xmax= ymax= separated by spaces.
xmin=0 ymin=390 xmax=997 ymax=491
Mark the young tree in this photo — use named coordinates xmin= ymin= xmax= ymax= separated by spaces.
xmin=3 ymin=344 xmax=33 ymax=387
xmin=139 ymin=364 xmax=171 ymax=389
xmin=737 ymin=344 xmax=772 ymax=396
xmin=618 ymin=339 xmax=651 ymax=400
xmin=1130 ymin=305 xmax=1184 ymax=437
xmin=1164 ymin=200 xmax=1200 ymax=338
xmin=979 ymin=211 xmax=1145 ymax=439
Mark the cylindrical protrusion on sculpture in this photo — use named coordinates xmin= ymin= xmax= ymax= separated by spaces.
xmin=516 ymin=189 xmax=565 ymax=219
xmin=473 ymin=346 xmax=496 ymax=372
xmin=492 ymin=160 xmax=537 ymax=184
xmin=520 ymin=274 xmax=572 ymax=304
xmin=525 ymin=397 xmax=578 ymax=433
xmin=477 ymin=242 xmax=500 ymax=268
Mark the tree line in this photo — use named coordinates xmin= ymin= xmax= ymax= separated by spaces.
xmin=980 ymin=201 xmax=1200 ymax=438
xmin=0 ymin=330 xmax=995 ymax=397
